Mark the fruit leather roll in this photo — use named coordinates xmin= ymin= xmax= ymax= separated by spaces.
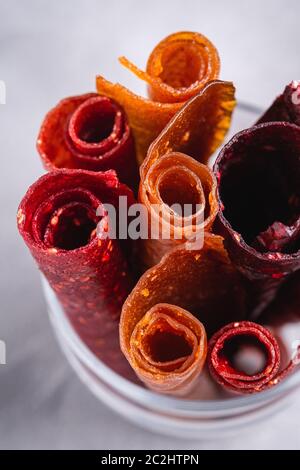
xmin=120 ymin=235 xmax=247 ymax=395
xmin=208 ymin=321 xmax=300 ymax=394
xmin=257 ymin=81 xmax=300 ymax=126
xmin=96 ymin=32 xmax=235 ymax=164
xmin=17 ymin=169 xmax=135 ymax=376
xmin=214 ymin=122 xmax=300 ymax=317
xmin=37 ymin=93 xmax=138 ymax=189
xmin=138 ymin=81 xmax=235 ymax=269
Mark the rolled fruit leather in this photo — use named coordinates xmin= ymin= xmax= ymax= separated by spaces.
xmin=138 ymin=80 xmax=235 ymax=269
xmin=120 ymin=234 xmax=247 ymax=395
xmin=96 ymin=32 xmax=236 ymax=165
xmin=256 ymin=80 xmax=300 ymax=126
xmin=17 ymin=169 xmax=137 ymax=378
xmin=208 ymin=321 xmax=300 ymax=394
xmin=37 ymin=93 xmax=139 ymax=190
xmin=214 ymin=122 xmax=300 ymax=318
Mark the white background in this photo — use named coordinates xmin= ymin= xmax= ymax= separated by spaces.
xmin=0 ymin=0 xmax=300 ymax=449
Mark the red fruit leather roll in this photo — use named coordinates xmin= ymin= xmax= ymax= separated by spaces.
xmin=208 ymin=321 xmax=300 ymax=394
xmin=257 ymin=81 xmax=300 ymax=126
xmin=17 ymin=169 xmax=136 ymax=377
xmin=138 ymin=81 xmax=235 ymax=269
xmin=214 ymin=122 xmax=300 ymax=317
xmin=120 ymin=234 xmax=247 ymax=395
xmin=96 ymin=32 xmax=236 ymax=165
xmin=37 ymin=93 xmax=138 ymax=189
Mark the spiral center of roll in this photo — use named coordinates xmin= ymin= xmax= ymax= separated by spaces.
xmin=147 ymin=326 xmax=193 ymax=363
xmin=222 ymin=334 xmax=268 ymax=376
xmin=69 ymin=97 xmax=118 ymax=147
xmin=219 ymin=131 xmax=300 ymax=252
xmin=159 ymin=43 xmax=204 ymax=89
xmin=45 ymin=203 xmax=98 ymax=250
xmin=158 ymin=169 xmax=203 ymax=216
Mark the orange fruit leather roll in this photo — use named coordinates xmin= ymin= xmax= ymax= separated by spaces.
xmin=96 ymin=32 xmax=234 ymax=164
xmin=120 ymin=234 xmax=247 ymax=395
xmin=138 ymin=80 xmax=235 ymax=268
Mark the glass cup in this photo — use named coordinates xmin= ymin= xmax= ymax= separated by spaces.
xmin=42 ymin=103 xmax=300 ymax=439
